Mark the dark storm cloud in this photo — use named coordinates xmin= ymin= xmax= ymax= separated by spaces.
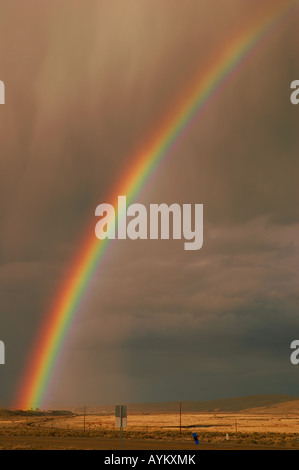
xmin=55 ymin=217 xmax=298 ymax=404
xmin=0 ymin=0 xmax=298 ymax=406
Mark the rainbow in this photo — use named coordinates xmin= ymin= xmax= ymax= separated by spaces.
xmin=15 ymin=0 xmax=297 ymax=409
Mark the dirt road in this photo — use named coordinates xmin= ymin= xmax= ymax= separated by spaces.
xmin=0 ymin=436 xmax=294 ymax=450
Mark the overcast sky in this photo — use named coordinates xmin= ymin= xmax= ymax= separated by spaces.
xmin=0 ymin=0 xmax=298 ymax=408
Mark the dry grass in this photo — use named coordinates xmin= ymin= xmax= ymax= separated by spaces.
xmin=29 ymin=410 xmax=298 ymax=434
xmin=1 ymin=410 xmax=299 ymax=448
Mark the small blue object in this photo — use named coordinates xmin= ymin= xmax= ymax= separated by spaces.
xmin=192 ymin=432 xmax=199 ymax=445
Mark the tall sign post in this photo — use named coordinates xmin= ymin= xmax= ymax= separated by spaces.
xmin=115 ymin=405 xmax=127 ymax=450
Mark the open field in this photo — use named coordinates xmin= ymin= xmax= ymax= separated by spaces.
xmin=11 ymin=409 xmax=298 ymax=434
xmin=1 ymin=396 xmax=299 ymax=449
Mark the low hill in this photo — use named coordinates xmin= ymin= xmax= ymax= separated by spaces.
xmin=243 ymin=399 xmax=299 ymax=415
xmin=63 ymin=394 xmax=299 ymax=415
xmin=125 ymin=394 xmax=299 ymax=414
xmin=0 ymin=409 xmax=74 ymax=418
xmin=9 ymin=394 xmax=298 ymax=415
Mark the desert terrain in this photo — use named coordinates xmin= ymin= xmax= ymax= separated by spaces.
xmin=1 ymin=395 xmax=299 ymax=450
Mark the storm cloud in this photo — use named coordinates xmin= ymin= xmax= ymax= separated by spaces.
xmin=0 ymin=0 xmax=298 ymax=407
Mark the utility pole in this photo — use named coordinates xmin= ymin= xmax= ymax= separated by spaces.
xmin=84 ymin=405 xmax=86 ymax=434
xmin=179 ymin=401 xmax=182 ymax=436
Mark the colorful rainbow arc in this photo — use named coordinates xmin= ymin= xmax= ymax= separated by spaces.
xmin=15 ymin=0 xmax=297 ymax=410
